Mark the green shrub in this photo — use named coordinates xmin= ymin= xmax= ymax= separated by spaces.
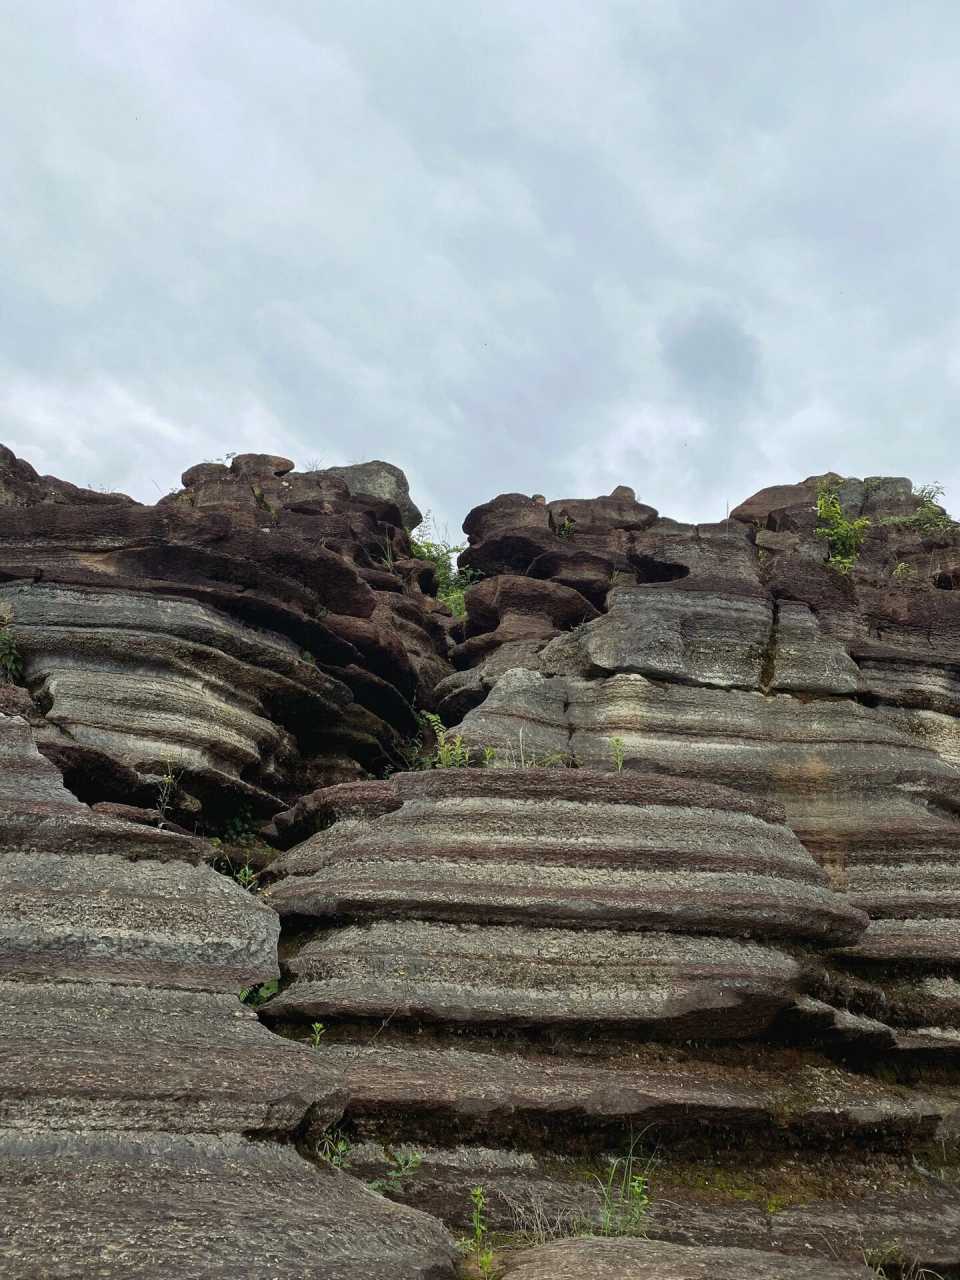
xmin=884 ymin=482 xmax=955 ymax=536
xmin=814 ymin=481 xmax=870 ymax=572
xmin=414 ymin=711 xmax=472 ymax=768
xmin=0 ymin=621 xmax=22 ymax=683
xmin=408 ymin=516 xmax=481 ymax=617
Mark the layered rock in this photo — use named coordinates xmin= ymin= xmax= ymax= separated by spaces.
xmin=0 ymin=447 xmax=452 ymax=823
xmin=258 ymin=767 xmax=960 ymax=1268
xmin=0 ymin=713 xmax=457 ymax=1277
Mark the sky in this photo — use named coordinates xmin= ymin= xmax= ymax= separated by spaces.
xmin=2 ymin=1 xmax=960 ymax=538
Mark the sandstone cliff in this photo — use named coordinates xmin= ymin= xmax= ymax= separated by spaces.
xmin=1 ymin=447 xmax=958 ymax=1278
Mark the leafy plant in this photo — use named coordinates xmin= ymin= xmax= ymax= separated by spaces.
xmin=318 ymin=1129 xmax=352 ymax=1168
xmin=0 ymin=620 xmax=22 ymax=683
xmin=367 ymin=1149 xmax=422 ymax=1195
xmin=220 ymin=807 xmax=261 ymax=848
xmin=468 ymin=1186 xmax=496 ymax=1276
xmin=557 ymin=515 xmax=574 ymax=539
xmin=814 ymin=481 xmax=870 ymax=572
xmin=308 ymin=1021 xmax=326 ymax=1050
xmin=239 ymin=979 xmax=278 ymax=1007
xmin=892 ymin=561 xmax=916 ymax=582
xmin=417 ymin=711 xmax=472 ymax=768
xmin=610 ymin=737 xmax=626 ymax=773
xmin=884 ymin=482 xmax=955 ymax=536
xmin=213 ymin=853 xmax=259 ymax=891
xmin=408 ymin=517 xmax=482 ymax=617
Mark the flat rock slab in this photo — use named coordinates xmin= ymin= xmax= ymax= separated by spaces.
xmin=0 ymin=1130 xmax=457 ymax=1279
xmin=268 ymin=781 xmax=863 ymax=946
xmin=770 ymin=1194 xmax=960 ymax=1272
xmin=271 ymin=919 xmax=807 ymax=1038
xmin=503 ymin=1237 xmax=875 ymax=1279
xmin=0 ymin=981 xmax=343 ymax=1133
xmin=312 ymin=1044 xmax=940 ymax=1147
xmin=0 ymin=851 xmax=278 ymax=990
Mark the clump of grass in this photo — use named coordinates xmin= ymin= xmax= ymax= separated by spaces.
xmin=589 ymin=1134 xmax=653 ymax=1238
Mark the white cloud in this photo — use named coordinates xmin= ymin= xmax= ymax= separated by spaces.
xmin=2 ymin=0 xmax=960 ymax=533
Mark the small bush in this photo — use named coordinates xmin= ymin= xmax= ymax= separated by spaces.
xmin=408 ymin=516 xmax=481 ymax=617
xmin=0 ymin=621 xmax=22 ymax=683
xmin=814 ymin=481 xmax=870 ymax=572
xmin=884 ymin=482 xmax=955 ymax=536
xmin=414 ymin=712 xmax=472 ymax=768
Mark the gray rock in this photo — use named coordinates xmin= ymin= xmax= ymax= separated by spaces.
xmin=0 ymin=1131 xmax=458 ymax=1279
xmin=0 ymin=851 xmax=279 ymax=990
xmin=0 ymin=981 xmax=343 ymax=1132
xmin=504 ymin=1236 xmax=876 ymax=1278
xmin=327 ymin=461 xmax=423 ymax=528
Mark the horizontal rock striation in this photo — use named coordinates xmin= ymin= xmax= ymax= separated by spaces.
xmin=503 ymin=1237 xmax=877 ymax=1279
xmin=0 ymin=712 xmax=456 ymax=1276
xmin=265 ymin=768 xmax=864 ymax=1039
xmin=6 ymin=452 xmax=960 ymax=1276
xmin=0 ymin=446 xmax=453 ymax=820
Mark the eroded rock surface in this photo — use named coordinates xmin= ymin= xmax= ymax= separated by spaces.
xmin=0 ymin=713 xmax=456 ymax=1277
xmin=5 ymin=454 xmax=960 ymax=1277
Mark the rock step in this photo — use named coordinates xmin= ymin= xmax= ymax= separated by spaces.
xmin=502 ymin=1236 xmax=875 ymax=1279
xmin=0 ymin=981 xmax=342 ymax=1133
xmin=0 ymin=1130 xmax=457 ymax=1280
xmin=0 ymin=851 xmax=278 ymax=990
xmin=312 ymin=1044 xmax=944 ymax=1148
xmin=836 ymin=917 xmax=960 ymax=963
xmin=268 ymin=919 xmax=810 ymax=1038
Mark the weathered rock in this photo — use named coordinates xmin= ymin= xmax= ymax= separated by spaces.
xmin=0 ymin=851 xmax=279 ymax=990
xmin=267 ymin=770 xmax=863 ymax=946
xmin=0 ymin=981 xmax=343 ymax=1132
xmin=770 ymin=1193 xmax=960 ymax=1274
xmin=503 ymin=1236 xmax=876 ymax=1278
xmin=326 ymin=460 xmax=423 ymax=528
xmin=0 ymin=1132 xmax=458 ymax=1280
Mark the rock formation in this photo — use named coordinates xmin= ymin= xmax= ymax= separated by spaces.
xmin=2 ymin=446 xmax=960 ymax=1277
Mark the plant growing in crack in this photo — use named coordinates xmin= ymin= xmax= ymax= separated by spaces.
xmin=814 ymin=480 xmax=870 ymax=574
xmin=155 ymin=756 xmax=181 ymax=828
xmin=0 ymin=617 xmax=22 ymax=683
xmin=308 ymin=1022 xmax=326 ymax=1050
xmin=610 ymin=737 xmax=627 ymax=773
xmin=318 ymin=1129 xmax=352 ymax=1168
xmin=367 ymin=1149 xmax=422 ymax=1195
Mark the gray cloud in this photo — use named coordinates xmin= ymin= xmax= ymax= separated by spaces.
xmin=2 ymin=0 xmax=960 ymax=535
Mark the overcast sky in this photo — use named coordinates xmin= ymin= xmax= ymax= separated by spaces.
xmin=3 ymin=1 xmax=960 ymax=536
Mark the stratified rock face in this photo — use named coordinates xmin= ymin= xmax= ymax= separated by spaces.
xmin=0 ymin=446 xmax=452 ymax=820
xmin=448 ymin=479 xmax=960 ymax=1066
xmin=6 ymin=455 xmax=960 ymax=1277
xmin=0 ymin=713 xmax=457 ymax=1277
xmin=260 ymin=768 xmax=959 ymax=1266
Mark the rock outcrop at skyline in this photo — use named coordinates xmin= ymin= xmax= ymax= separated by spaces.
xmin=1 ymin=444 xmax=959 ymax=1277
